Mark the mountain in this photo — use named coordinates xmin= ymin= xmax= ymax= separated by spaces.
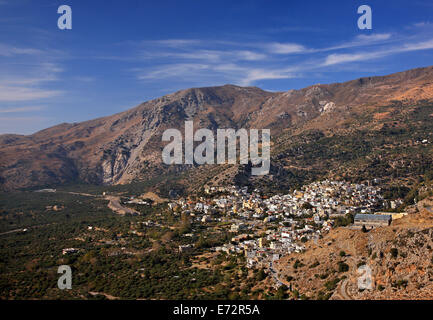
xmin=1 ymin=66 xmax=433 ymax=192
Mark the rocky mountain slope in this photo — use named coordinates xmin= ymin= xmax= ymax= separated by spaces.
xmin=274 ymin=198 xmax=433 ymax=300
xmin=1 ymin=66 xmax=433 ymax=191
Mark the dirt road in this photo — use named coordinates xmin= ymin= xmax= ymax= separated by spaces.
xmin=339 ymin=279 xmax=353 ymax=300
xmin=106 ymin=196 xmax=139 ymax=215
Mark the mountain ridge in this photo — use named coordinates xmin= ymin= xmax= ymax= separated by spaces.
xmin=1 ymin=65 xmax=433 ymax=191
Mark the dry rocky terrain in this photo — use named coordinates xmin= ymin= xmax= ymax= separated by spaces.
xmin=275 ymin=198 xmax=433 ymax=300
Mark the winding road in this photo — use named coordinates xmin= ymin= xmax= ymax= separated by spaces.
xmin=339 ymin=279 xmax=353 ymax=300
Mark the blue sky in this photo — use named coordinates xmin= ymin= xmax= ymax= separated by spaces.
xmin=1 ymin=0 xmax=433 ymax=134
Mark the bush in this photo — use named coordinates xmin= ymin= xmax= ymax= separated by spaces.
xmin=293 ymin=260 xmax=304 ymax=269
xmin=338 ymin=262 xmax=349 ymax=273
xmin=317 ymin=290 xmax=332 ymax=300
xmin=256 ymin=269 xmax=267 ymax=281
xmin=276 ymin=285 xmax=288 ymax=299
xmin=324 ymin=278 xmax=340 ymax=291
xmin=392 ymin=279 xmax=408 ymax=288
xmin=334 ymin=213 xmax=354 ymax=227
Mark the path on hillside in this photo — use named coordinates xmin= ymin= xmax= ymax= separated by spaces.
xmin=106 ymin=195 xmax=139 ymax=215
xmin=61 ymin=191 xmax=138 ymax=215
xmin=64 ymin=191 xmax=101 ymax=198
xmin=0 ymin=228 xmax=28 ymax=236
xmin=0 ymin=223 xmax=56 ymax=236
xmin=339 ymin=279 xmax=353 ymax=300
xmin=417 ymin=198 xmax=433 ymax=214
xmin=337 ymin=255 xmax=357 ymax=300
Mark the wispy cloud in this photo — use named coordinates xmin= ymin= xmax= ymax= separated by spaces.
xmin=149 ymin=39 xmax=202 ymax=48
xmin=136 ymin=61 xmax=296 ymax=86
xmin=356 ymin=33 xmax=391 ymax=42
xmin=323 ymin=52 xmax=382 ymax=66
xmin=0 ymin=106 xmax=45 ymax=113
xmin=0 ymin=49 xmax=64 ymax=102
xmin=323 ymin=37 xmax=433 ymax=66
xmin=125 ymin=32 xmax=409 ymax=86
xmin=401 ymin=38 xmax=433 ymax=51
xmin=140 ymin=33 xmax=433 ymax=83
xmin=138 ymin=63 xmax=210 ymax=80
xmin=266 ymin=42 xmax=306 ymax=54
xmin=316 ymin=33 xmax=393 ymax=52
xmin=0 ymin=43 xmax=43 ymax=57
xmin=241 ymin=69 xmax=295 ymax=86
xmin=413 ymin=21 xmax=433 ymax=27
xmin=0 ymin=86 xmax=61 ymax=102
xmin=136 ymin=32 xmax=433 ymax=83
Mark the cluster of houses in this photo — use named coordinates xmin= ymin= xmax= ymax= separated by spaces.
xmin=168 ymin=180 xmax=387 ymax=271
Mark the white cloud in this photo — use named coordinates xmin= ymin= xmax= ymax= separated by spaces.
xmin=0 ymin=43 xmax=43 ymax=57
xmin=323 ymin=37 xmax=433 ymax=66
xmin=0 ymin=60 xmax=64 ymax=102
xmin=0 ymin=85 xmax=62 ymax=102
xmin=267 ymin=42 xmax=306 ymax=54
xmin=235 ymin=50 xmax=267 ymax=61
xmin=0 ymin=106 xmax=46 ymax=113
xmin=128 ymin=30 xmax=433 ymax=87
xmin=412 ymin=21 xmax=433 ymax=28
xmin=138 ymin=63 xmax=210 ymax=80
xmin=140 ymin=48 xmax=267 ymax=63
xmin=317 ymin=33 xmax=393 ymax=52
xmin=240 ymin=69 xmax=294 ymax=86
xmin=323 ymin=53 xmax=378 ymax=66
xmin=136 ymin=60 xmax=295 ymax=87
xmin=148 ymin=39 xmax=202 ymax=48
xmin=355 ymin=33 xmax=392 ymax=42
xmin=400 ymin=38 xmax=433 ymax=51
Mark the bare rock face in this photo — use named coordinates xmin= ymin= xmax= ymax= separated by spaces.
xmin=320 ymin=102 xmax=336 ymax=113
xmin=1 ymin=66 xmax=433 ymax=190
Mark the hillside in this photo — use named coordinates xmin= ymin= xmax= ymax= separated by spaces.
xmin=1 ymin=66 xmax=433 ymax=192
xmin=274 ymin=198 xmax=433 ymax=300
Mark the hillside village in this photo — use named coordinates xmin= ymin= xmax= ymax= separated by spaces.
xmin=52 ymin=177 xmax=418 ymax=294
xmin=161 ymin=180 xmax=388 ymax=284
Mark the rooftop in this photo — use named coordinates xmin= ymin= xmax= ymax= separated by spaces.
xmin=354 ymin=214 xmax=391 ymax=221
